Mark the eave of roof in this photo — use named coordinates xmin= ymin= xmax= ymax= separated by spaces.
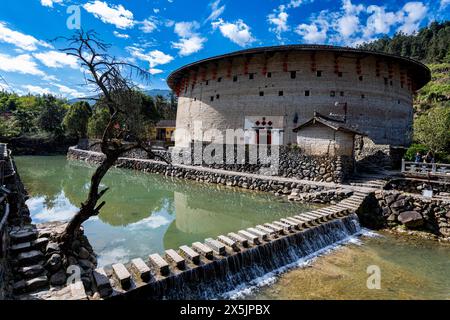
xmin=293 ymin=114 xmax=364 ymax=136
xmin=167 ymin=44 xmax=431 ymax=91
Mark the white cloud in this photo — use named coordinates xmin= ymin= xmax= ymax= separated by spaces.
xmin=295 ymin=11 xmax=329 ymax=44
xmin=83 ymin=1 xmax=135 ymax=29
xmin=139 ymin=18 xmax=158 ymax=33
xmin=22 ymin=85 xmax=52 ymax=95
xmin=441 ymin=0 xmax=450 ymax=9
xmin=174 ymin=21 xmax=200 ymax=38
xmin=294 ymin=0 xmax=429 ymax=46
xmin=54 ymin=84 xmax=80 ymax=98
xmin=337 ymin=14 xmax=360 ymax=38
xmin=149 ymin=68 xmax=163 ymax=75
xmin=172 ymin=35 xmax=206 ymax=56
xmin=212 ymin=19 xmax=256 ymax=47
xmin=40 ymin=0 xmax=63 ymax=7
xmin=172 ymin=21 xmax=207 ymax=56
xmin=113 ymin=31 xmax=130 ymax=39
xmin=128 ymin=47 xmax=174 ymax=73
xmin=268 ymin=7 xmax=289 ymax=40
xmin=153 ymin=8 xmax=160 ymax=14
xmin=397 ymin=2 xmax=428 ymax=34
xmin=33 ymin=50 xmax=79 ymax=69
xmin=0 ymin=53 xmax=45 ymax=76
xmin=0 ymin=21 xmax=52 ymax=51
xmin=288 ymin=0 xmax=304 ymax=8
xmin=205 ymin=0 xmax=226 ymax=23
xmin=363 ymin=5 xmax=397 ymax=37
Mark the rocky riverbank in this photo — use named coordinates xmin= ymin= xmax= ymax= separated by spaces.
xmin=373 ymin=190 xmax=450 ymax=241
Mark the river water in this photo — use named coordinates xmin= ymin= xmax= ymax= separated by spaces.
xmin=15 ymin=156 xmax=450 ymax=300
xmin=15 ymin=156 xmax=317 ymax=267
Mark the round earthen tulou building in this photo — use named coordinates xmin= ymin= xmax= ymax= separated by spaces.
xmin=167 ymin=45 xmax=430 ymax=152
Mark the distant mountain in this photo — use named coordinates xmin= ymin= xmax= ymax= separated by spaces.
xmin=68 ymin=88 xmax=172 ymax=105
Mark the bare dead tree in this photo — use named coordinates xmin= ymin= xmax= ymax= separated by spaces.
xmin=56 ymin=30 xmax=169 ymax=247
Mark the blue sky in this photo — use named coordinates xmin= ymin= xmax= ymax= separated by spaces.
xmin=0 ymin=0 xmax=448 ymax=98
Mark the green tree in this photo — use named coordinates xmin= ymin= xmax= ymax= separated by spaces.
xmin=63 ymin=101 xmax=92 ymax=138
xmin=414 ymin=107 xmax=450 ymax=153
xmin=87 ymin=105 xmax=110 ymax=139
xmin=36 ymin=96 xmax=67 ymax=136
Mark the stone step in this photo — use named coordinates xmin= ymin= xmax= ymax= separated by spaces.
xmin=112 ymin=263 xmax=132 ymax=289
xmin=13 ymin=276 xmax=48 ymax=294
xmin=130 ymin=258 xmax=151 ymax=282
xmin=238 ymin=230 xmax=260 ymax=245
xmin=10 ymin=242 xmax=34 ymax=255
xmin=149 ymin=253 xmax=170 ymax=276
xmin=10 ymin=230 xmax=38 ymax=244
xmin=179 ymin=245 xmax=201 ymax=265
xmin=247 ymin=227 xmax=270 ymax=241
xmin=256 ymin=225 xmax=276 ymax=236
xmin=205 ymin=238 xmax=226 ymax=255
xmin=217 ymin=235 xmax=239 ymax=251
xmin=17 ymin=250 xmax=44 ymax=266
xmin=93 ymin=268 xmax=113 ymax=298
xmin=301 ymin=213 xmax=322 ymax=220
xmin=227 ymin=232 xmax=249 ymax=248
xmin=165 ymin=249 xmax=186 ymax=270
xmin=263 ymin=223 xmax=284 ymax=234
xmin=192 ymin=242 xmax=214 ymax=260
xmin=18 ymin=264 xmax=46 ymax=279
xmin=285 ymin=217 xmax=305 ymax=227
xmin=272 ymin=221 xmax=292 ymax=231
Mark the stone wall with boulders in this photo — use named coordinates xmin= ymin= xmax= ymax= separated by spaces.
xmin=372 ymin=190 xmax=450 ymax=239
xmin=384 ymin=179 xmax=450 ymax=196
xmin=76 ymin=140 xmax=354 ymax=183
xmin=67 ymin=147 xmax=348 ymax=200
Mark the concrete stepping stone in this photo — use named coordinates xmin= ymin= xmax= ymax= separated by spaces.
xmin=18 ymin=264 xmax=45 ymax=279
xmin=93 ymin=268 xmax=112 ymax=297
xmin=17 ymin=250 xmax=43 ymax=266
xmin=205 ymin=238 xmax=226 ymax=255
xmin=165 ymin=249 xmax=186 ymax=270
xmin=237 ymin=230 xmax=259 ymax=245
xmin=192 ymin=242 xmax=214 ymax=260
xmin=272 ymin=221 xmax=292 ymax=231
xmin=280 ymin=218 xmax=299 ymax=229
xmin=10 ymin=230 xmax=38 ymax=244
xmin=247 ymin=228 xmax=269 ymax=241
xmin=217 ymin=235 xmax=239 ymax=251
xmin=227 ymin=233 xmax=248 ymax=248
xmin=13 ymin=276 xmax=48 ymax=294
xmin=10 ymin=242 xmax=33 ymax=255
xmin=179 ymin=245 xmax=200 ymax=265
xmin=149 ymin=253 xmax=170 ymax=276
xmin=112 ymin=263 xmax=132 ymax=289
xmin=285 ymin=217 xmax=305 ymax=226
xmin=256 ymin=225 xmax=276 ymax=236
xmin=263 ymin=223 xmax=284 ymax=234
xmin=130 ymin=258 xmax=151 ymax=282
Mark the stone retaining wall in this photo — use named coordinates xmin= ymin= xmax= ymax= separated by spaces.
xmin=76 ymin=140 xmax=353 ymax=183
xmin=373 ymin=190 xmax=450 ymax=238
xmin=384 ymin=179 xmax=450 ymax=196
xmin=67 ymin=147 xmax=353 ymax=204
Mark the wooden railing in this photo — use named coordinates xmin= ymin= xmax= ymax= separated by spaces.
xmin=401 ymin=159 xmax=450 ymax=178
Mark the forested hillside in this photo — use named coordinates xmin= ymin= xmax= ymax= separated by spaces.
xmin=359 ymin=21 xmax=450 ymax=161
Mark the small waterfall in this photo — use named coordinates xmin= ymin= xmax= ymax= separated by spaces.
xmin=114 ymin=214 xmax=362 ymax=300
